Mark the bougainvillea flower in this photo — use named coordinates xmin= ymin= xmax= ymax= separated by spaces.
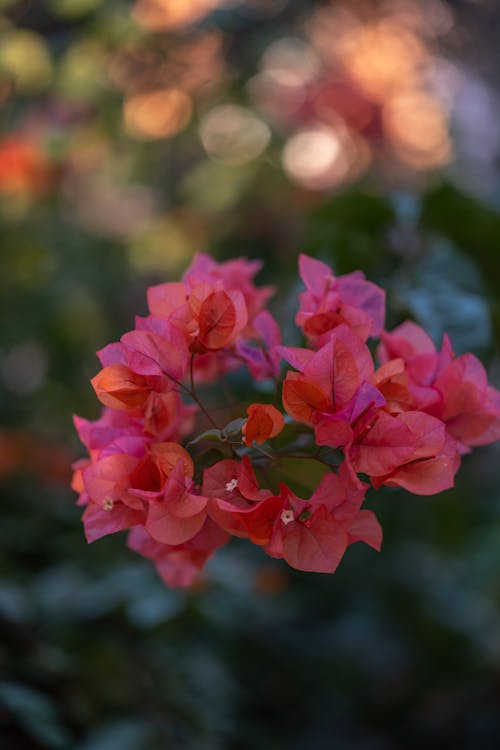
xmin=143 ymin=391 xmax=196 ymax=440
xmin=83 ymin=452 xmax=144 ymax=510
xmin=127 ymin=519 xmax=229 ymax=588
xmin=282 ymin=372 xmax=330 ymax=425
xmin=97 ymin=320 xmax=189 ymax=390
xmin=281 ymin=324 xmax=374 ymax=425
xmin=145 ymin=458 xmax=208 ymax=545
xmin=271 ymin=502 xmax=351 ymax=573
xmin=204 ymin=457 xmax=276 ymax=543
xmin=80 ymin=439 xmax=202 ymax=544
xmin=121 ymin=327 xmax=190 ymax=380
xmin=91 ymin=365 xmax=151 ymax=410
xmin=80 ymin=451 xmax=147 ymax=542
xmin=264 ymin=468 xmax=381 ymax=573
xmin=236 ymin=310 xmax=282 ymax=381
xmin=351 ymin=410 xmax=458 ymax=495
xmin=372 ymin=435 xmax=459 ymax=495
xmin=433 ymin=354 xmax=500 ymax=448
xmin=296 ymin=254 xmax=385 ymax=343
xmin=313 ymin=382 xmax=386 ymax=449
xmin=378 ymin=321 xmax=453 ymax=386
xmin=82 ymin=502 xmax=145 ymax=544
xmin=192 ymin=286 xmax=248 ymax=351
xmin=213 ymin=495 xmax=285 ymax=546
xmin=102 ymin=442 xmax=209 ymax=547
xmin=205 ymin=459 xmax=382 ymax=570
xmin=377 ymin=321 xmax=453 ymax=413
xmin=379 ymin=321 xmax=500 ymax=449
xmin=147 ymin=282 xmax=188 ymax=319
xmin=151 ymin=441 xmax=194 ymax=477
xmin=145 ymin=254 xmax=279 ymax=385
xmin=73 ymin=409 xmax=143 ymax=458
xmin=203 ymin=457 xmax=271 ymax=504
xmin=303 ymin=325 xmax=374 ymax=407
xmin=372 ymin=358 xmax=413 ymax=413
xmin=182 ymin=252 xmax=274 ymax=322
xmin=73 ymin=253 xmax=500 ymax=589
xmin=148 ymin=279 xmax=249 ymax=356
xmin=348 ymin=411 xmax=419 ymax=478
xmin=243 ymin=403 xmax=285 ymax=445
xmin=147 ymin=255 xmax=272 ymax=369
xmin=71 ymin=458 xmax=88 ymax=505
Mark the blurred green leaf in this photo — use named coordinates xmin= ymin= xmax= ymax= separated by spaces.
xmin=313 ymin=190 xmax=395 ymax=231
xmin=0 ymin=681 xmax=70 ymax=748
xmin=305 ymin=190 xmax=395 ymax=276
xmin=394 ymin=239 xmax=492 ymax=353
xmin=421 ymin=183 xmax=500 ymax=291
xmin=50 ymin=0 xmax=103 ymax=18
xmin=0 ymin=30 xmax=53 ymax=92
xmin=264 ymin=457 xmax=330 ymax=496
xmin=75 ymin=720 xmax=153 ymax=750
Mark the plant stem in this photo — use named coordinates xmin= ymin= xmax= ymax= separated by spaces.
xmin=278 ymin=453 xmax=334 ymax=467
xmin=187 ymin=354 xmax=221 ymax=430
xmin=160 ymin=357 xmax=221 ymax=431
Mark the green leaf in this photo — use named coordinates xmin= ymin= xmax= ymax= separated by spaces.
xmin=187 ymin=428 xmax=223 ymax=446
xmin=221 ymin=418 xmax=246 ymax=440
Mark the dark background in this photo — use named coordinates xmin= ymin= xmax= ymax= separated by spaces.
xmin=2 ymin=1 xmax=500 ymax=747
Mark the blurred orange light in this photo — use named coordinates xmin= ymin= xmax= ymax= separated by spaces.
xmin=124 ymin=88 xmax=192 ymax=140
xmin=282 ymin=125 xmax=368 ymax=190
xmin=306 ymin=6 xmax=361 ymax=67
xmin=133 ymin=0 xmax=222 ymax=31
xmin=109 ymin=33 xmax=225 ymax=101
xmin=0 ymin=136 xmax=53 ymax=196
xmin=337 ymin=20 xmax=427 ymax=101
xmin=302 ymin=2 xmax=456 ymax=179
xmin=167 ymin=32 xmax=225 ymax=95
xmin=383 ymin=91 xmax=452 ymax=168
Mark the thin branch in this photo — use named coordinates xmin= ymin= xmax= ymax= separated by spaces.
xmin=278 ymin=453 xmax=335 ymax=467
xmin=160 ymin=356 xmax=221 ymax=431
xmin=186 ymin=354 xmax=220 ymax=431
xmin=189 ymin=353 xmax=195 ymax=395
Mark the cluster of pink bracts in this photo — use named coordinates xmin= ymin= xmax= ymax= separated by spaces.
xmin=72 ymin=254 xmax=500 ymax=587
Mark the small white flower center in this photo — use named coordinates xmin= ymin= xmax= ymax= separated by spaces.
xmin=281 ymin=509 xmax=294 ymax=525
xmin=103 ymin=498 xmax=114 ymax=511
xmin=225 ymin=478 xmax=238 ymax=492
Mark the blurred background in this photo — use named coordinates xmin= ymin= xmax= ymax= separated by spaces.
xmin=2 ymin=0 xmax=500 ymax=747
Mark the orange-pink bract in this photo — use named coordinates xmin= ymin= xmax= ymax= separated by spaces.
xmin=91 ymin=365 xmax=150 ymax=410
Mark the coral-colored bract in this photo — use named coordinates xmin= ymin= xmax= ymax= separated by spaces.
xmin=73 ymin=253 xmax=500 ymax=588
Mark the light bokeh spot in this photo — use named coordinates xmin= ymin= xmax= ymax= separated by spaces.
xmin=199 ymin=105 xmax=271 ymax=166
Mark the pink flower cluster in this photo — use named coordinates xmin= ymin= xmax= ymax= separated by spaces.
xmin=73 ymin=253 xmax=500 ymax=587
